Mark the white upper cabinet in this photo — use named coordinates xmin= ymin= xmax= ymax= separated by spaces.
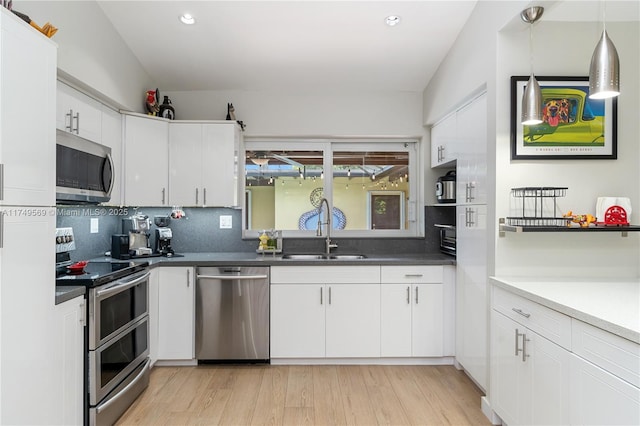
xmin=0 ymin=9 xmax=56 ymax=206
xmin=169 ymin=121 xmax=240 ymax=207
xmin=56 ymin=81 xmax=103 ymax=143
xmin=430 ymin=111 xmax=457 ymax=168
xmin=123 ymin=114 xmax=169 ymax=206
xmin=169 ymin=122 xmax=240 ymax=207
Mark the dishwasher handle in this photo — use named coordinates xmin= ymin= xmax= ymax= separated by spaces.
xmin=197 ymin=274 xmax=268 ymax=281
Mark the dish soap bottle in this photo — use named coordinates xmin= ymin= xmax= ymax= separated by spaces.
xmin=258 ymin=231 xmax=269 ymax=251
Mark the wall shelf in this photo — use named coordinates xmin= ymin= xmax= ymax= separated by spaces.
xmin=499 ymin=218 xmax=640 ymax=237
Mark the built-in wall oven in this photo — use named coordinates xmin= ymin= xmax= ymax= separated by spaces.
xmin=56 ymin=259 xmax=151 ymax=426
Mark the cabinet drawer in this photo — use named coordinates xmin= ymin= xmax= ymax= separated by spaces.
xmin=572 ymin=319 xmax=640 ymax=387
xmin=380 ymin=265 xmax=443 ymax=283
xmin=271 ymin=266 xmax=380 ymax=284
xmin=493 ymin=286 xmax=571 ymax=350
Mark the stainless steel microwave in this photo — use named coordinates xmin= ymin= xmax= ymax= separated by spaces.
xmin=56 ymin=129 xmax=113 ymax=204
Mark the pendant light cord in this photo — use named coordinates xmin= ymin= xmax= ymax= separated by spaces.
xmin=529 ymin=21 xmax=534 ymax=75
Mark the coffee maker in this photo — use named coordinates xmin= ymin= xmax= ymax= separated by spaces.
xmin=122 ymin=213 xmax=152 ymax=256
xmin=154 ymin=215 xmax=174 ymax=256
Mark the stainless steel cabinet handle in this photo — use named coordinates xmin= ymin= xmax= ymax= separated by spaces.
xmin=79 ymin=301 xmax=86 ymax=326
xmin=512 ymin=308 xmax=531 ymax=318
xmin=73 ymin=112 xmax=80 ymax=134
xmin=440 ymin=146 xmax=445 ymax=162
xmin=515 ymin=329 xmax=524 ymax=356
xmin=415 ymin=286 xmax=419 ymax=304
xmin=328 ymin=287 xmax=332 ymax=305
xmin=65 ymin=109 xmax=73 ymax=131
xmin=406 ymin=286 xmax=410 ymax=304
xmin=203 ymin=188 xmax=207 ymax=205
xmin=522 ymin=333 xmax=531 ymax=362
xmin=161 ymin=188 xmax=166 ymax=205
xmin=187 ymin=269 xmax=190 ymax=287
xmin=468 ymin=182 xmax=475 ymax=201
xmin=404 ymin=274 xmax=423 ymax=278
xmin=195 ymin=188 xmax=199 ymax=205
xmin=320 ymin=287 xmax=323 ymax=305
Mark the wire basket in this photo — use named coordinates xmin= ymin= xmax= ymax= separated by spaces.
xmin=507 ymin=187 xmax=569 ymax=227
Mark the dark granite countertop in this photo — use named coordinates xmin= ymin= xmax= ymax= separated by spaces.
xmin=88 ymin=252 xmax=456 ymax=267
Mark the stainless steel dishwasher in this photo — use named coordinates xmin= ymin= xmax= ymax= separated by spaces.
xmin=195 ymin=266 xmax=270 ymax=362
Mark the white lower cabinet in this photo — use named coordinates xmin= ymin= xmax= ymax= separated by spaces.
xmin=490 ymin=310 xmax=570 ymax=426
xmin=380 ymin=266 xmax=445 ymax=357
xmin=490 ymin=284 xmax=640 ymax=426
xmin=156 ymin=267 xmax=195 ymax=360
xmin=569 ymin=354 xmax=640 ymax=425
xmin=270 ymin=266 xmax=380 ymax=358
xmin=54 ymin=295 xmax=85 ymax=426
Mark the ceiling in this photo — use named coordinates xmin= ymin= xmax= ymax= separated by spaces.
xmin=96 ymin=1 xmax=478 ymax=93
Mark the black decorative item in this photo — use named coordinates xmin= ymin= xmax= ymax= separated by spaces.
xmin=226 ymin=103 xmax=246 ymax=131
xmin=159 ymin=96 xmax=175 ymax=120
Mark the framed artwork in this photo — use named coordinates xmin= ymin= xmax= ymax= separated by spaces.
xmin=510 ymin=76 xmax=617 ymax=160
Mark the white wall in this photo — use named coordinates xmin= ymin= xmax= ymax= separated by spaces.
xmin=163 ymin=89 xmax=425 ymax=138
xmin=495 ymin=20 xmax=639 ymax=278
xmin=423 ymin=1 xmax=639 ymax=279
xmin=17 ymin=1 xmax=153 ymax=110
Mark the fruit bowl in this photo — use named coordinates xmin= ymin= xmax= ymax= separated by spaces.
xmin=67 ymin=261 xmax=88 ymax=274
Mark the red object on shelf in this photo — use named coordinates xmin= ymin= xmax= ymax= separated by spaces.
xmin=596 ymin=205 xmax=629 ymax=226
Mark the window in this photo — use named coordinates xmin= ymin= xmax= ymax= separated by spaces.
xmin=243 ymin=139 xmax=421 ymax=238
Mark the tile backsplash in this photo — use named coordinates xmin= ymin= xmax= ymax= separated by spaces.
xmin=56 ymin=206 xmax=452 ymax=261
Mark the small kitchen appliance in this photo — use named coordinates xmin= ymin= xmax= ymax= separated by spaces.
xmin=123 ymin=213 xmax=152 ymax=256
xmin=436 ymin=170 xmax=456 ymax=203
xmin=111 ymin=234 xmax=131 ymax=259
xmin=153 ymin=215 xmax=174 ymax=256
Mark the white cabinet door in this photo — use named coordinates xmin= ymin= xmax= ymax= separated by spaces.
xmin=1 ymin=212 xmax=57 ymax=424
xmin=430 ymin=111 xmax=457 ymax=168
xmin=169 ymin=123 xmax=202 ymax=206
xmin=124 ymin=114 xmax=169 ymax=206
xmin=157 ymin=267 xmax=195 ymax=360
xmin=456 ymin=204 xmax=488 ymax=390
xmin=490 ymin=310 xmax=525 ymax=426
xmin=569 ymin=354 xmax=640 ymax=426
xmin=270 ymin=284 xmax=325 ymax=358
xmin=168 ymin=122 xmax=239 ymax=207
xmin=326 ymin=283 xmax=380 ymax=358
xmin=412 ymin=283 xmax=444 ymax=356
xmin=0 ymin=10 xmax=56 ymax=206
xmin=54 ymin=295 xmax=85 ymax=426
xmin=456 ymin=93 xmax=487 ymax=204
xmin=380 ymin=283 xmax=444 ymax=357
xmin=202 ymin=123 xmax=239 ymax=207
xmin=491 ymin=310 xmax=570 ymax=426
xmin=101 ymin=106 xmax=123 ymax=205
xmin=56 ymin=81 xmax=102 ymax=143
xmin=380 ymin=284 xmax=412 ymax=357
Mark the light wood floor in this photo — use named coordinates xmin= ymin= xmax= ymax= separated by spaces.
xmin=116 ymin=364 xmax=489 ymax=426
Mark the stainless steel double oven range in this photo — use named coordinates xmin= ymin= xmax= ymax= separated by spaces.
xmin=57 ymin=259 xmax=151 ymax=425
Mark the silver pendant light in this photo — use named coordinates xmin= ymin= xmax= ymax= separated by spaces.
xmin=589 ymin=3 xmax=620 ymax=99
xmin=520 ymin=6 xmax=544 ymax=125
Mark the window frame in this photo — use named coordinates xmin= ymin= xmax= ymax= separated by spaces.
xmin=242 ymin=137 xmax=423 ymax=238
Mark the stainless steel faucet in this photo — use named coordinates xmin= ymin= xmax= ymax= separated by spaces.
xmin=316 ymin=197 xmax=338 ymax=255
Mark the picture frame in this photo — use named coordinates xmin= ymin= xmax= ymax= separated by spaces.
xmin=510 ymin=76 xmax=617 ymax=160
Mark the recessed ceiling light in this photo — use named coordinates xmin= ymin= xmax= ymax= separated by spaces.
xmin=180 ymin=13 xmax=195 ymax=25
xmin=385 ymin=15 xmax=400 ymax=26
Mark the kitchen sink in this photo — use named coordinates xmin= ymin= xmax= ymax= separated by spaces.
xmin=327 ymin=254 xmax=367 ymax=260
xmin=281 ymin=254 xmax=326 ymax=260
xmin=281 ymin=254 xmax=367 ymax=260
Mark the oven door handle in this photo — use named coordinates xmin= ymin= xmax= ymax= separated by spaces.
xmin=95 ymin=358 xmax=150 ymax=415
xmin=96 ymin=271 xmax=150 ymax=299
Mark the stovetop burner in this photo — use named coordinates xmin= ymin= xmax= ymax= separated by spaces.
xmin=56 ymin=260 xmax=150 ymax=287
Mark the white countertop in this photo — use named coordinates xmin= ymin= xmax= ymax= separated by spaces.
xmin=489 ymin=276 xmax=640 ymax=344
